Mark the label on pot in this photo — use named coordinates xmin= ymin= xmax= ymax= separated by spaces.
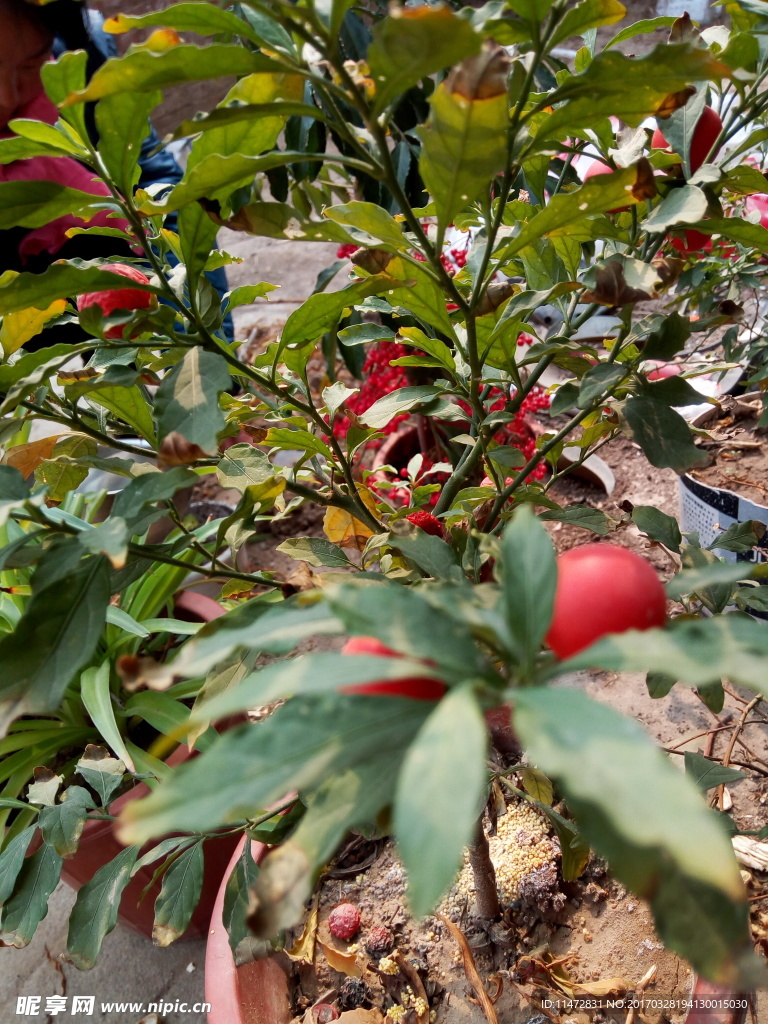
xmin=680 ymin=474 xmax=768 ymax=618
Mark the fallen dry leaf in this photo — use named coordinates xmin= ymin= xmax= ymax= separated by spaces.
xmin=338 ymin=1011 xmax=384 ymax=1024
xmin=285 ymin=893 xmax=320 ymax=964
xmin=318 ymin=938 xmax=362 ymax=978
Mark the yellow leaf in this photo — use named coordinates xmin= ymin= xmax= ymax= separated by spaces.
xmin=323 ymin=488 xmax=379 ymax=550
xmin=285 ymin=893 xmax=319 ymax=964
xmin=318 ymin=938 xmax=362 ymax=978
xmin=0 ymin=299 xmax=67 ymax=356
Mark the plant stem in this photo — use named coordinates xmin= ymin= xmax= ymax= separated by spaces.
xmin=468 ymin=819 xmax=501 ymax=919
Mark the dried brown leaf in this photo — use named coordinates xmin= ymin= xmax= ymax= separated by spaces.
xmin=285 ymin=892 xmax=320 ymax=964
xmin=655 ymin=86 xmax=697 ymax=120
xmin=446 ymin=40 xmax=510 ymax=101
xmin=115 ymin=654 xmax=177 ymax=692
xmin=157 ymin=432 xmax=209 ymax=467
xmin=318 ymin=938 xmax=362 ymax=978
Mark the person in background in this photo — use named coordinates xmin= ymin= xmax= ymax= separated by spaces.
xmin=0 ymin=0 xmax=233 ymax=342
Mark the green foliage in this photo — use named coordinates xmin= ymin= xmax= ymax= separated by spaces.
xmin=0 ymin=0 xmax=767 ymax=980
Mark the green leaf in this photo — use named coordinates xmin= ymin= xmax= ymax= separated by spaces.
xmin=646 ymin=671 xmax=676 ymax=698
xmin=688 ymin=216 xmax=768 ymax=252
xmin=216 ymin=444 xmax=274 ymax=494
xmin=117 ymin=694 xmax=431 ymax=845
xmin=642 ymin=184 xmax=709 ymax=233
xmin=497 ymin=165 xmax=645 ymax=262
xmin=224 ymin=282 xmax=278 ymax=312
xmin=657 ymin=86 xmax=709 ymax=179
xmin=155 ymin=349 xmax=231 ymax=454
xmin=0 ymin=826 xmax=37 ymax=905
xmin=123 ymin=690 xmax=190 ymax=738
xmin=563 ymin=613 xmax=768 ymax=694
xmin=64 ymin=45 xmax=282 ymax=104
xmin=535 ymin=802 xmax=590 ymax=881
xmin=0 ymin=843 xmax=63 ymax=947
xmin=684 ymin=752 xmax=746 ymax=792
xmin=103 ymin=3 xmax=266 ymax=43
xmin=79 ymin=518 xmax=129 ymax=569
xmin=65 ymin=846 xmax=138 ymax=969
xmin=513 ymin=688 xmax=742 ymax=901
xmin=519 ymin=766 xmax=553 ymax=806
xmin=323 ymin=381 xmax=359 ymax=422
xmin=152 ymin=841 xmax=205 ymax=946
xmin=0 ymin=466 xmax=29 ymax=528
xmin=577 ymin=363 xmax=626 ymax=408
xmin=326 ymin=582 xmax=485 ymax=679
xmin=642 ymin=311 xmax=691 ymax=361
xmin=0 ymin=263 xmax=157 ymax=316
xmin=36 ymin=434 xmax=98 ymax=502
xmin=264 ymin=428 xmax=332 ymax=460
xmin=605 ymin=16 xmax=677 ymax=48
xmin=76 ymin=747 xmax=127 ymax=807
xmin=38 ymin=786 xmax=95 ymax=858
xmin=359 ymin=386 xmax=446 ymax=429
xmin=619 ymin=397 xmax=706 ymax=472
xmin=549 ymin=0 xmax=626 ymax=48
xmin=388 ymin=531 xmax=462 ymax=582
xmin=80 ymin=663 xmax=135 ymax=772
xmin=170 ymin=598 xmax=344 ymax=681
xmin=325 ymin=202 xmax=406 ymax=248
xmin=395 ymin=687 xmax=487 ymax=915
xmin=278 ymin=278 xmax=397 ymax=368
xmin=419 ymin=51 xmax=509 ymax=228
xmin=538 ymin=505 xmax=614 ymax=536
xmin=112 ymin=466 xmax=197 ymax=522
xmin=632 ymin=506 xmax=682 ymax=553
xmin=0 ymin=181 xmax=113 ymax=231
xmin=96 ymin=91 xmax=160 ymax=199
xmin=336 ymin=323 xmax=396 ymax=347
xmin=711 ymin=520 xmax=766 ymax=553
xmin=367 ymin=6 xmax=482 ymax=116
xmin=275 ymin=537 xmax=351 ymax=568
xmin=186 ymin=652 xmax=446 ymax=726
xmin=75 ymin=383 xmax=157 ymax=445
xmin=0 ymin=556 xmax=110 ymax=735
xmin=651 ymin=867 xmax=763 ymax=986
xmin=500 ymin=508 xmax=556 ymax=664
xmin=188 ymin=651 xmax=259 ymax=748
xmin=222 ymin=840 xmax=260 ymax=955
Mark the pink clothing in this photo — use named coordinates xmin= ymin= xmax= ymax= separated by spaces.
xmin=1 ymin=92 xmax=131 ymax=260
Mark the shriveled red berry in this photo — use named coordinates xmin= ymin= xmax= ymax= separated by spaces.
xmin=329 ymin=903 xmax=361 ymax=940
xmin=365 ymin=925 xmax=394 ymax=958
xmin=338 ymin=978 xmax=369 ymax=1010
xmin=405 ymin=510 xmax=444 ymax=538
xmin=313 ymin=1005 xmax=340 ymax=1023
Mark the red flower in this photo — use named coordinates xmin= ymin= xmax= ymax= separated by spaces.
xmin=405 ymin=510 xmax=444 ymax=537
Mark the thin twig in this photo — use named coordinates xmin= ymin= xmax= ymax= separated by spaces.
xmin=436 ymin=914 xmax=499 ymax=1024
xmin=714 ymin=695 xmax=763 ymax=810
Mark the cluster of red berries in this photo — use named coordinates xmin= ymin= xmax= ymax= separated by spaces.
xmin=384 ymin=453 xmax=450 ymax=508
xmin=334 ymin=341 xmax=411 ymax=441
xmin=336 ymin=243 xmax=360 ymax=260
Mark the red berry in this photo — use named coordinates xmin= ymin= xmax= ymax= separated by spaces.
xmin=329 ymin=903 xmax=361 ymax=940
xmin=364 ymin=925 xmax=394 ymax=958
xmin=77 ymin=263 xmax=155 ymax=339
xmin=405 ymin=510 xmax=444 ymax=538
xmin=340 ymin=637 xmax=447 ymax=701
xmin=313 ymin=1005 xmax=340 ymax=1022
xmin=545 ymin=545 xmax=667 ymax=660
xmin=668 ymin=228 xmax=712 ymax=256
xmin=652 ymin=105 xmax=722 ymax=174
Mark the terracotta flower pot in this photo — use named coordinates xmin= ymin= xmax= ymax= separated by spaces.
xmin=60 ymin=744 xmax=240 ymax=939
xmin=205 ymin=836 xmax=292 ymax=1024
xmin=59 ymin=590 xmax=237 ymax=940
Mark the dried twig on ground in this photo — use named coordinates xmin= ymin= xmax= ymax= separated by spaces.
xmin=436 ymin=914 xmax=499 ymax=1024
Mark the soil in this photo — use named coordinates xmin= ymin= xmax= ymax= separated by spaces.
xmin=685 ymin=397 xmax=768 ymax=507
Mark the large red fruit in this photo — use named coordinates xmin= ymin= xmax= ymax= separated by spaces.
xmin=545 ymin=544 xmax=667 ymax=660
xmin=745 ymin=192 xmax=768 ymax=229
xmin=582 ymin=159 xmax=629 ymax=213
xmin=339 ymin=636 xmax=446 ymax=700
xmin=668 ymin=228 xmax=712 ymax=256
xmin=77 ymin=263 xmax=155 ymax=339
xmin=652 ymin=105 xmax=722 ymax=174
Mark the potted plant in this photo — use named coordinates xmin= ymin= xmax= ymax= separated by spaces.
xmin=1 ymin=0 xmax=768 ymax=1002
